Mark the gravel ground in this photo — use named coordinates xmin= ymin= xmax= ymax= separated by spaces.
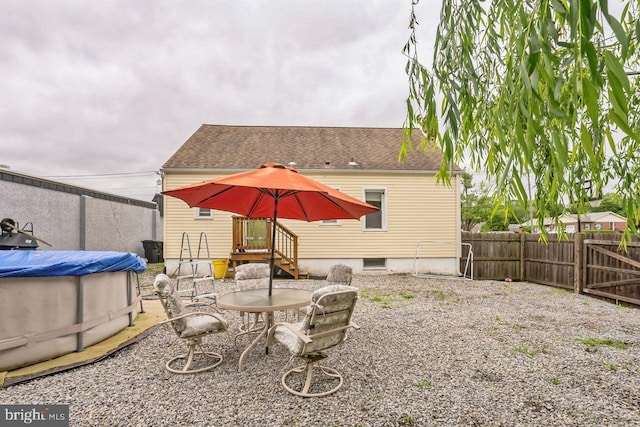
xmin=2 ymin=270 xmax=640 ymax=426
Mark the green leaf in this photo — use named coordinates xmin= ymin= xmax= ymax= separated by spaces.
xmin=609 ymin=109 xmax=634 ymax=136
xmin=548 ymin=96 xmax=565 ymax=119
xmin=514 ymin=110 xmax=525 ymax=147
xmin=603 ymin=51 xmax=631 ymax=92
xmin=520 ymin=61 xmax=532 ymax=94
xmin=550 ymin=133 xmax=564 ymax=168
xmin=530 ymin=69 xmax=540 ymax=95
xmin=580 ymin=123 xmax=596 ymax=162
xmin=546 ymin=17 xmax=559 ymax=43
xmin=607 ymin=73 xmax=628 ymax=118
xmin=605 ymin=129 xmax=617 ymax=155
xmin=582 ymin=79 xmax=600 ymax=124
xmin=524 ymin=120 xmax=535 ymax=166
xmin=569 ymin=0 xmax=579 ymax=38
xmin=528 ymin=51 xmax=540 ymax=74
xmin=583 ymin=41 xmax=601 ymax=84
xmin=550 ymin=0 xmax=568 ymax=15
xmin=598 ymin=0 xmax=609 ymax=15
xmin=513 ymin=174 xmax=528 ymax=205
xmin=605 ymin=15 xmax=629 ymax=58
xmin=529 ymin=26 xmax=540 ymax=53
xmin=496 ymin=152 xmax=514 ymax=197
xmin=580 ymin=0 xmax=594 ymax=39
xmin=406 ymin=98 xmax=414 ymax=123
xmin=554 ymin=77 xmax=564 ymax=100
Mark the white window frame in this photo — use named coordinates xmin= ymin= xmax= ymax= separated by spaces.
xmin=194 ymin=208 xmax=213 ymax=219
xmin=363 ymin=188 xmax=386 ymax=231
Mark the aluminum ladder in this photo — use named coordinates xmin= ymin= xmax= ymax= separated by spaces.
xmin=175 ymin=232 xmax=216 ymax=301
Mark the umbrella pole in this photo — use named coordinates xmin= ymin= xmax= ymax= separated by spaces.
xmin=268 ymin=198 xmax=278 ymax=296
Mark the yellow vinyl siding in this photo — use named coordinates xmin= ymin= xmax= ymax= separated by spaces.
xmin=286 ymin=172 xmax=458 ymax=258
xmin=163 ymin=173 xmax=236 ymax=260
xmin=163 ymin=171 xmax=459 ymax=260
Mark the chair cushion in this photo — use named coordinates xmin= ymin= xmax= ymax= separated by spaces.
xmin=235 ymin=263 xmax=270 ymax=290
xmin=272 ymin=321 xmax=305 ymax=354
xmin=154 ymin=274 xmax=188 ymax=332
xmin=311 ymin=284 xmax=358 ymax=301
xmin=180 ymin=315 xmax=228 ymax=338
xmin=326 ymin=264 xmax=352 ymax=285
xmin=235 ymin=263 xmax=270 ymax=280
xmin=275 ymin=285 xmax=358 ymax=355
xmin=154 ymin=273 xmax=228 ymax=341
xmin=301 ymin=285 xmax=357 ymax=331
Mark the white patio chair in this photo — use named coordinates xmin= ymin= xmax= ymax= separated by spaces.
xmin=266 ymin=284 xmax=359 ymax=397
xmin=325 ymin=264 xmax=353 ymax=286
xmin=153 ymin=274 xmax=228 ymax=374
xmin=299 ymin=264 xmax=353 ymax=316
xmin=234 ymin=263 xmax=270 ymax=340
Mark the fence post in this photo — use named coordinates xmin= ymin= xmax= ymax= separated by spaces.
xmin=574 ymin=233 xmax=583 ymax=294
xmin=519 ymin=233 xmax=526 ymax=281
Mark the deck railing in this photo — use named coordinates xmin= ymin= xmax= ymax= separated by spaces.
xmin=231 ymin=216 xmax=299 ymax=277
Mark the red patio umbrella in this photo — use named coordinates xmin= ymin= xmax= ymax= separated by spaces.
xmin=162 ymin=163 xmax=379 ymax=294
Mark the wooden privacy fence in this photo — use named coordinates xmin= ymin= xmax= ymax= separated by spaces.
xmin=461 ymin=232 xmax=640 ymax=306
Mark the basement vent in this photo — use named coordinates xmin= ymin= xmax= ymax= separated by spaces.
xmin=363 ymin=258 xmax=386 ymax=270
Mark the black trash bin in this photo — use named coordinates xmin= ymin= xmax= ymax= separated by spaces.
xmin=141 ymin=240 xmax=164 ymax=263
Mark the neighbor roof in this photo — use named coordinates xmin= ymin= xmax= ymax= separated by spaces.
xmin=162 ymin=125 xmax=461 ymax=172
xmin=520 ymin=211 xmax=628 ymax=227
xmin=567 ymin=212 xmax=627 ymax=222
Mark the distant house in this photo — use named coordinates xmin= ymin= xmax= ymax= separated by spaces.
xmin=520 ymin=211 xmax=627 ymax=233
xmin=161 ymin=125 xmax=464 ymax=276
xmin=564 ymin=212 xmax=628 ymax=232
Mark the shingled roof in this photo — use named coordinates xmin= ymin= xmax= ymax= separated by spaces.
xmin=162 ymin=125 xmax=461 ymax=172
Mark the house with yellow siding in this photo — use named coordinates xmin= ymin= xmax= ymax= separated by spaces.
xmin=161 ymin=125 xmax=463 ymax=277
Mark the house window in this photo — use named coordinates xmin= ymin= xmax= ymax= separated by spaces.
xmin=195 ymin=208 xmax=212 ymax=219
xmin=595 ymin=223 xmax=602 ymax=230
xmin=363 ymin=258 xmax=386 ymax=270
xmin=584 ymin=223 xmax=591 ymax=230
xmin=364 ymin=189 xmax=385 ymax=230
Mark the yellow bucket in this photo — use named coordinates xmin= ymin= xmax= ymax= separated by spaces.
xmin=212 ymin=259 xmax=227 ymax=279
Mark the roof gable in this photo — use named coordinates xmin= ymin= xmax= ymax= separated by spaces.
xmin=162 ymin=125 xmax=460 ymax=172
xmin=521 ymin=211 xmax=628 ymax=227
xmin=580 ymin=211 xmax=627 ymax=222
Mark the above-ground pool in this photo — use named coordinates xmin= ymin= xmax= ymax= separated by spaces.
xmin=0 ymin=250 xmax=146 ymax=371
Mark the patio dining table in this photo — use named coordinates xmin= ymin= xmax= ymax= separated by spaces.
xmin=216 ymin=287 xmax=312 ymax=371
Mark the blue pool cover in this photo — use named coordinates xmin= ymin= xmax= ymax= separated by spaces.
xmin=0 ymin=251 xmax=147 ymax=277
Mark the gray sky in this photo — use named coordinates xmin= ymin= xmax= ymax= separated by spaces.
xmin=1 ymin=1 xmax=436 ymax=202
